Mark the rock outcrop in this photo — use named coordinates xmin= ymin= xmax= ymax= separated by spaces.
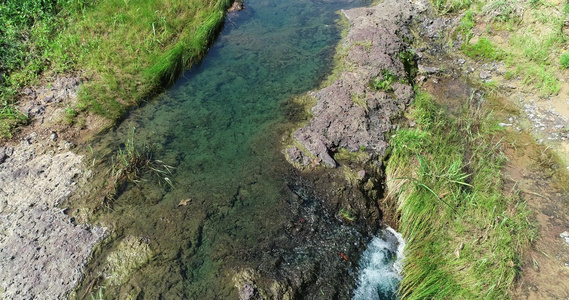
xmin=289 ymin=0 xmax=416 ymax=167
xmin=0 ymin=135 xmax=105 ymax=299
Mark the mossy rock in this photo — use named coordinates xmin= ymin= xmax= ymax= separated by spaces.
xmin=105 ymin=236 xmax=154 ymax=286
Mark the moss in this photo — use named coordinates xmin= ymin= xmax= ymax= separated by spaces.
xmin=105 ymin=236 xmax=155 ymax=286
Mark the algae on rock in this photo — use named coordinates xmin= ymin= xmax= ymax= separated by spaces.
xmin=105 ymin=236 xmax=155 ymax=286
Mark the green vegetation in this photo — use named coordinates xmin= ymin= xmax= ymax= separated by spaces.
xmin=387 ymin=91 xmax=534 ymax=299
xmin=104 ymin=128 xmax=173 ymax=203
xmin=446 ymin=0 xmax=569 ymax=96
xmin=462 ymin=37 xmax=504 ymax=60
xmin=398 ymin=50 xmax=417 ymax=82
xmin=560 ymin=51 xmax=569 ymax=69
xmin=371 ymin=69 xmax=399 ymax=91
xmin=338 ymin=208 xmax=356 ymax=221
xmin=334 ymin=147 xmax=369 ymax=163
xmin=351 ymin=93 xmax=369 ymax=112
xmin=458 ymin=10 xmax=475 ymax=43
xmin=0 ymin=0 xmax=231 ymax=137
xmin=432 ymin=0 xmax=474 ymax=13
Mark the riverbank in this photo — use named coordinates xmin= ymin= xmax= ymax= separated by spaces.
xmin=389 ymin=0 xmax=569 ymax=298
xmin=2 ymin=0 xmax=569 ymax=298
xmin=285 ymin=0 xmax=569 ymax=298
xmin=1 ymin=0 xmax=233 ymax=139
xmin=0 ymin=0 xmax=234 ymax=298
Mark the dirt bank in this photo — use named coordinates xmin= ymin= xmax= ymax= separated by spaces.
xmin=408 ymin=0 xmax=569 ymax=297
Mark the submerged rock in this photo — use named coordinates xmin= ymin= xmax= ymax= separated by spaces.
xmin=105 ymin=236 xmax=155 ymax=286
xmin=291 ymin=0 xmax=416 ymax=168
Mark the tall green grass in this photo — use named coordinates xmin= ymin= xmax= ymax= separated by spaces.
xmin=387 ymin=91 xmax=534 ymax=299
xmin=0 ymin=0 xmax=81 ymax=137
xmin=68 ymin=0 xmax=232 ymax=119
xmin=0 ymin=0 xmax=231 ymax=136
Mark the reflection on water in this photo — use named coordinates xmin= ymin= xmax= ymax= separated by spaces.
xmin=78 ymin=0 xmax=393 ymax=298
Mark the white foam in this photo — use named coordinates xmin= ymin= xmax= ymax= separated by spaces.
xmin=352 ymin=227 xmax=406 ymax=300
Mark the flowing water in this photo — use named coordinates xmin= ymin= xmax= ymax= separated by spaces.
xmin=352 ymin=228 xmax=405 ymax=300
xmin=78 ymin=0 xmax=405 ymax=298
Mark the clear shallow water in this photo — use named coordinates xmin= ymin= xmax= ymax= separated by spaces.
xmin=353 ymin=228 xmax=405 ymax=300
xmin=77 ymin=0 xmax=405 ymax=298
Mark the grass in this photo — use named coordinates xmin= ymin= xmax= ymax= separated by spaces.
xmin=103 ymin=128 xmax=174 ymax=203
xmin=458 ymin=10 xmax=475 ymax=43
xmin=462 ymin=37 xmax=504 ymax=60
xmin=371 ymin=69 xmax=399 ymax=92
xmin=386 ymin=91 xmax=534 ymax=299
xmin=449 ymin=0 xmax=569 ymax=96
xmin=338 ymin=208 xmax=356 ymax=222
xmin=432 ymin=0 xmax=474 ymax=13
xmin=0 ymin=0 xmax=232 ymax=137
xmin=351 ymin=93 xmax=369 ymax=112
xmin=559 ymin=51 xmax=569 ymax=69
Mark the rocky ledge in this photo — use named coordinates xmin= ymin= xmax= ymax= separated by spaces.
xmin=288 ymin=0 xmax=415 ymax=168
xmin=0 ymin=134 xmax=105 ymax=299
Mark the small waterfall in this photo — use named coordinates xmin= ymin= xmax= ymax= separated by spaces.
xmin=352 ymin=227 xmax=405 ymax=300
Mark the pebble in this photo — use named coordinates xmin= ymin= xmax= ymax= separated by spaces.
xmin=480 ymin=70 xmax=492 ymax=80
xmin=561 ymin=231 xmax=569 ymax=244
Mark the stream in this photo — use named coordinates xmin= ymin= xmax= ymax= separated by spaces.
xmin=76 ymin=0 xmax=405 ymax=298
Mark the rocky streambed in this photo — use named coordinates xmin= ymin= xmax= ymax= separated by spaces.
xmin=234 ymin=0 xmax=419 ymax=298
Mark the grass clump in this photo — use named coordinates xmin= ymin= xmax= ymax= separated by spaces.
xmin=338 ymin=208 xmax=356 ymax=222
xmin=458 ymin=10 xmax=476 ymax=43
xmin=432 ymin=0 xmax=474 ymax=13
xmin=481 ymin=0 xmax=525 ymax=23
xmin=519 ymin=64 xmax=560 ymax=95
xmin=560 ymin=51 xmax=569 ymax=69
xmin=387 ymin=91 xmax=534 ymax=299
xmin=351 ymin=94 xmax=369 ymax=112
xmin=104 ymin=128 xmax=173 ymax=203
xmin=371 ymin=69 xmax=399 ymax=92
xmin=462 ymin=37 xmax=505 ymax=60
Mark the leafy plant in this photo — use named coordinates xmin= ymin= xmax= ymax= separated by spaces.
xmin=338 ymin=208 xmax=356 ymax=221
xmin=372 ymin=69 xmax=398 ymax=91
